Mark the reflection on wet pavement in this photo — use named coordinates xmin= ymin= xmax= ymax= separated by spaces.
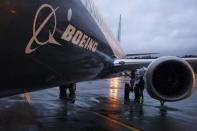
xmin=107 ymin=78 xmax=121 ymax=116
xmin=0 ymin=77 xmax=196 ymax=131
xmin=109 ymin=78 xmax=120 ymax=99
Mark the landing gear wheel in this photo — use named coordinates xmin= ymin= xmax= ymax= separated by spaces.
xmin=124 ymin=83 xmax=130 ymax=100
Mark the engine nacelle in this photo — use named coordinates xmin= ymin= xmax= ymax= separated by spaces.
xmin=145 ymin=56 xmax=195 ymax=101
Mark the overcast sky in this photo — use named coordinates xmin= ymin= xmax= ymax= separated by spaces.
xmin=94 ymin=0 xmax=197 ymax=56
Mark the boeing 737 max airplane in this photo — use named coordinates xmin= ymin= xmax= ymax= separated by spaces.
xmin=0 ymin=0 xmax=197 ymax=103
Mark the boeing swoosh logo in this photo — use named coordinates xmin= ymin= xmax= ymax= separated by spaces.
xmin=25 ymin=4 xmax=72 ymax=54
xmin=25 ymin=4 xmax=98 ymax=54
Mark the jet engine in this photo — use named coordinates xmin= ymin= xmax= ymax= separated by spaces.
xmin=145 ymin=56 xmax=195 ymax=101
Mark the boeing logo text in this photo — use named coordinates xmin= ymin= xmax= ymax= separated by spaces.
xmin=25 ymin=4 xmax=98 ymax=54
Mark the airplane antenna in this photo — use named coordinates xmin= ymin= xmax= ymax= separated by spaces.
xmin=117 ymin=14 xmax=122 ymax=42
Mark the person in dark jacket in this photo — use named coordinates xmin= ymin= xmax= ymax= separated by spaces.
xmin=134 ymin=76 xmax=144 ymax=103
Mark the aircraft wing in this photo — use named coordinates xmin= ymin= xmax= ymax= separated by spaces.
xmin=113 ymin=59 xmax=153 ymax=72
xmin=183 ymin=58 xmax=197 ymax=73
xmin=126 ymin=53 xmax=159 ymax=57
xmin=113 ymin=57 xmax=197 ymax=73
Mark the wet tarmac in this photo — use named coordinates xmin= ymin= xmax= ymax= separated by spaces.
xmin=0 ymin=77 xmax=197 ymax=131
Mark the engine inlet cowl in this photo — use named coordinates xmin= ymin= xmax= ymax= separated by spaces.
xmin=145 ymin=56 xmax=195 ymax=101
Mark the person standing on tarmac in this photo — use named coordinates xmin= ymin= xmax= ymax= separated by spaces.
xmin=124 ymin=79 xmax=135 ymax=101
xmin=130 ymin=70 xmax=135 ymax=92
xmin=124 ymin=70 xmax=135 ymax=101
xmin=134 ymin=75 xmax=145 ymax=103
xmin=124 ymin=68 xmax=146 ymax=102
xmin=130 ymin=78 xmax=134 ymax=92
xmin=124 ymin=83 xmax=130 ymax=100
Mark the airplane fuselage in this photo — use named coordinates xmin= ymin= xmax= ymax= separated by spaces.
xmin=0 ymin=0 xmax=125 ymax=97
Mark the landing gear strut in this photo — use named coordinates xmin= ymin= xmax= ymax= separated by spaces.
xmin=160 ymin=100 xmax=165 ymax=106
xmin=159 ymin=100 xmax=167 ymax=112
xmin=59 ymin=83 xmax=76 ymax=99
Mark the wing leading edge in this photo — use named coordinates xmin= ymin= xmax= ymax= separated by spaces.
xmin=114 ymin=57 xmax=197 ymax=74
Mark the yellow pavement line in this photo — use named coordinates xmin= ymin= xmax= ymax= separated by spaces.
xmin=87 ymin=110 xmax=139 ymax=131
